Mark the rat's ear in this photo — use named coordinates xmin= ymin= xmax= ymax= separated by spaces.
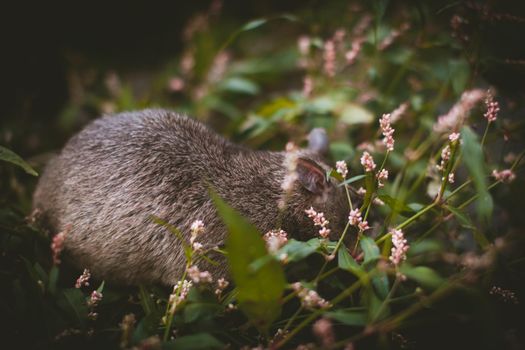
xmin=296 ymin=158 xmax=328 ymax=194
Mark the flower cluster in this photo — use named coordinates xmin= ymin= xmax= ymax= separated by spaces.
xmin=323 ymin=40 xmax=336 ymax=78
xmin=436 ymin=144 xmax=451 ymax=172
xmin=377 ymin=169 xmax=389 ymax=188
xmin=305 ymin=207 xmax=331 ymax=238
xmin=336 ymin=160 xmax=348 ymax=178
xmin=360 ymin=151 xmax=376 ymax=172
xmin=51 ymin=226 xmax=70 ymax=265
xmin=88 ymin=290 xmax=103 ymax=308
xmin=166 ymin=280 xmax=193 ymax=316
xmin=190 ymin=220 xmax=205 ymax=251
xmin=264 ymin=229 xmax=288 ymax=253
xmin=75 ymin=269 xmax=91 ymax=289
xmin=119 ymin=313 xmax=136 ymax=349
xmin=187 ymin=265 xmax=213 ymax=284
xmin=434 ymin=89 xmax=485 ymax=133
xmin=348 ymin=209 xmax=370 ymax=232
xmin=389 ymin=229 xmax=409 ymax=266
xmin=215 ymin=278 xmax=229 ymax=296
xmin=492 ymin=169 xmax=516 ymax=183
xmin=379 ymin=113 xmax=395 ymax=151
xmin=484 ymin=90 xmax=499 ymax=123
xmin=313 ymin=318 xmax=335 ymax=348
xmin=389 ymin=102 xmax=409 ymax=123
xmin=292 ymin=283 xmax=331 ymax=309
xmin=489 ymin=286 xmax=519 ymax=304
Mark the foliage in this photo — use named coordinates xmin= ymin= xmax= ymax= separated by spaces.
xmin=1 ymin=1 xmax=525 ymax=349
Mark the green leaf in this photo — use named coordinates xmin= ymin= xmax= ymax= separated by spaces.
xmin=61 ymin=288 xmax=89 ymax=326
xmin=325 ymin=310 xmax=367 ymax=326
xmin=212 ymin=191 xmax=285 ymax=332
xmin=163 ymin=333 xmax=224 ymax=350
xmin=340 ymin=104 xmax=374 ymax=125
xmin=339 ymin=174 xmax=366 ymax=186
xmin=360 ymin=236 xmax=380 ymax=265
xmin=241 ymin=18 xmax=267 ymax=31
xmin=378 ymin=195 xmax=414 ymax=215
xmin=0 ymin=145 xmax=38 ymax=176
xmin=338 ymin=248 xmax=364 ymax=277
xmin=362 ymin=172 xmax=376 ymax=210
xmin=139 ymin=285 xmax=158 ymax=315
xmin=219 ymin=77 xmax=259 ymax=95
xmin=400 ymin=265 xmax=444 ymax=289
xmin=48 ymin=266 xmax=59 ymax=295
xmin=461 ymin=126 xmax=493 ymax=221
xmin=278 ymin=238 xmax=321 ymax=262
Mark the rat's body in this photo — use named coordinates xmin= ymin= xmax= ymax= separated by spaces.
xmin=33 ymin=109 xmax=348 ymax=285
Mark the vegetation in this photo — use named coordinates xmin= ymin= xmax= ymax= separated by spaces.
xmin=1 ymin=1 xmax=524 ymax=349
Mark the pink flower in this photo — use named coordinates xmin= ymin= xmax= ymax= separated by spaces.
xmin=75 ymin=269 xmax=91 ymax=289
xmin=303 ymin=76 xmax=313 ymax=97
xmin=377 ymin=169 xmax=389 ymax=188
xmin=297 ymin=36 xmax=310 ymax=55
xmin=313 ymin=318 xmax=335 ymax=347
xmin=360 ymin=151 xmax=376 ymax=172
xmin=449 ymin=132 xmax=460 ymax=142
xmin=492 ymin=169 xmax=516 ymax=183
xmin=51 ymin=226 xmax=70 ymax=265
xmin=190 ymin=220 xmax=205 ymax=244
xmin=389 ymin=102 xmax=408 ymax=123
xmin=484 ymin=90 xmax=499 ymax=123
xmin=389 ymin=229 xmax=409 ymax=266
xmin=323 ymin=40 xmax=336 ymax=78
xmin=264 ymin=229 xmax=288 ymax=253
xmin=292 ymin=283 xmax=331 ymax=309
xmin=305 ymin=207 xmax=331 ymax=238
xmin=434 ymin=89 xmax=485 ymax=132
xmin=88 ymin=290 xmax=103 ymax=308
xmin=345 ymin=39 xmax=363 ymax=65
xmin=448 ymin=173 xmax=455 ymax=184
xmin=358 ymin=220 xmax=370 ymax=232
xmin=215 ymin=277 xmax=229 ymax=296
xmin=336 ymin=160 xmax=348 ymax=178
xmin=348 ymin=209 xmax=362 ymax=226
xmin=379 ymin=113 xmax=395 ymax=151
xmin=187 ymin=265 xmax=213 ymax=284
xmin=168 ymin=77 xmax=185 ymax=92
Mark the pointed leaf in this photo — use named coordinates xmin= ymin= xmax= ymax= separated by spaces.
xmin=212 ymin=192 xmax=285 ymax=332
xmin=0 ymin=145 xmax=38 ymax=176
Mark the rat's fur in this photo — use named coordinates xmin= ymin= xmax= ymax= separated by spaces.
xmin=33 ymin=109 xmax=349 ymax=285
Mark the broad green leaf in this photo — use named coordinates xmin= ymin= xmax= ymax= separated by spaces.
xmin=48 ymin=266 xmax=59 ymax=295
xmin=378 ymin=194 xmax=414 ymax=215
xmin=461 ymin=126 xmax=493 ymax=221
xmin=340 ymin=104 xmax=374 ymax=125
xmin=360 ymin=236 xmax=380 ymax=265
xmin=400 ymin=265 xmax=444 ymax=289
xmin=61 ymin=289 xmax=89 ymax=325
xmin=338 ymin=248 xmax=364 ymax=277
xmin=164 ymin=333 xmax=224 ymax=350
xmin=0 ymin=145 xmax=38 ymax=176
xmin=219 ymin=77 xmax=259 ymax=95
xmin=408 ymin=240 xmax=443 ymax=256
xmin=446 ymin=205 xmax=489 ymax=248
xmin=325 ymin=310 xmax=367 ymax=326
xmin=212 ymin=192 xmax=285 ymax=332
xmin=278 ymin=238 xmax=321 ymax=262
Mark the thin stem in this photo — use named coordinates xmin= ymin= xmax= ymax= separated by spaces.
xmin=275 ymin=280 xmax=362 ymax=349
xmin=371 ymin=277 xmax=401 ymax=323
xmin=283 ymin=306 xmax=303 ymax=332
xmin=480 ymin=122 xmax=490 ymax=148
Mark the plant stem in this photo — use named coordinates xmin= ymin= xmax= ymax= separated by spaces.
xmin=275 ymin=280 xmax=362 ymax=349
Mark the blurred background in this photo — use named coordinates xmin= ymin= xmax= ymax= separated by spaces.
xmin=1 ymin=1 xmax=525 ymax=348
